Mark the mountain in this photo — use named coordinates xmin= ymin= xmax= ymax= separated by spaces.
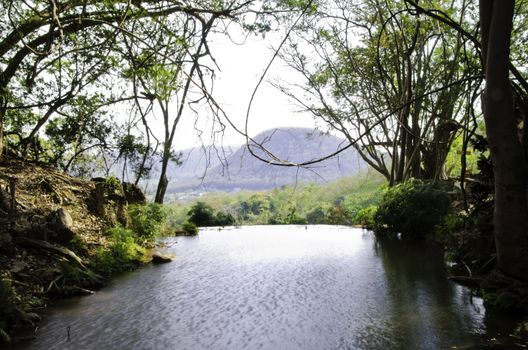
xmin=148 ymin=128 xmax=366 ymax=200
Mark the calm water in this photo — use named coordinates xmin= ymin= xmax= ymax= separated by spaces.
xmin=9 ymin=226 xmax=522 ymax=349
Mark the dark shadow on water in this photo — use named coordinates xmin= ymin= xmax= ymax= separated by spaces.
xmin=372 ymin=237 xmax=525 ymax=350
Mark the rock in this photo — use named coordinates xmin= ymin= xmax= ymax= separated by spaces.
xmin=48 ymin=208 xmax=73 ymax=232
xmin=90 ymin=177 xmax=106 ymax=183
xmin=88 ymin=181 xmax=128 ymax=226
xmin=0 ymin=187 xmax=12 ymax=212
xmin=515 ymin=321 xmax=528 ymax=342
xmin=116 ymin=202 xmax=129 ymax=227
xmin=90 ymin=182 xmax=106 ymax=217
xmin=122 ymin=182 xmax=146 ymax=204
xmin=151 ymin=252 xmax=174 ymax=264
xmin=10 ymin=260 xmax=26 ymax=273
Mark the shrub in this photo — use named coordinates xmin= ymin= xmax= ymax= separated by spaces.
xmin=104 ymin=176 xmax=121 ymax=193
xmin=215 ymin=211 xmax=236 ymax=226
xmin=374 ymin=179 xmax=451 ymax=239
xmin=0 ymin=279 xmax=18 ymax=343
xmin=288 ymin=213 xmax=308 ymax=225
xmin=187 ymin=202 xmax=236 ymax=227
xmin=128 ymin=203 xmax=167 ymax=241
xmin=181 ymin=222 xmax=199 ymax=235
xmin=93 ymin=226 xmax=146 ymax=277
xmin=69 ymin=235 xmax=87 ymax=254
xmin=188 ymin=201 xmax=216 ymax=226
xmin=267 ymin=215 xmax=288 ymax=225
xmin=353 ymin=205 xmax=378 ymax=228
xmin=326 ymin=204 xmax=352 ymax=225
xmin=306 ymin=206 xmax=327 ymax=224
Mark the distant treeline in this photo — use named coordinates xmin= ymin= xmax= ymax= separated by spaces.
xmin=167 ymin=172 xmax=386 ymax=227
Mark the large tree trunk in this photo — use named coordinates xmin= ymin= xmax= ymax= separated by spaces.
xmin=480 ymin=0 xmax=528 ymax=281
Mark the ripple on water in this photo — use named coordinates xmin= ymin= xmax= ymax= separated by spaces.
xmin=8 ymin=225 xmax=505 ymax=350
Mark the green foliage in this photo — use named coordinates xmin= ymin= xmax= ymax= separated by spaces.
xmin=69 ymin=235 xmax=87 ymax=254
xmin=0 ymin=279 xmax=18 ymax=342
xmin=435 ymin=213 xmax=467 ymax=242
xmin=43 ymin=95 xmax=115 ymax=169
xmin=116 ymin=133 xmax=150 ymax=180
xmin=436 ymin=147 xmax=496 ymax=277
xmin=187 ymin=201 xmax=236 ymax=227
xmin=215 ymin=211 xmax=236 ymax=226
xmin=305 ymin=206 xmax=327 ymax=224
xmin=56 ymin=261 xmax=96 ymax=293
xmin=354 ymin=205 xmax=378 ymax=228
xmin=128 ymin=203 xmax=167 ymax=241
xmin=93 ymin=226 xmax=146 ymax=277
xmin=168 ymin=172 xmax=386 ymax=227
xmin=278 ymin=0 xmax=318 ymax=13
xmin=444 ymin=122 xmax=488 ymax=178
xmin=104 ymin=176 xmax=121 ymax=193
xmin=188 ymin=201 xmax=216 ymax=226
xmin=374 ymin=180 xmax=452 ymax=239
xmin=325 ymin=203 xmax=352 ymax=225
xmin=181 ymin=221 xmax=199 ymax=235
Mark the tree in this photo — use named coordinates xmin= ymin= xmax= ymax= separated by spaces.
xmin=278 ymin=0 xmax=478 ymax=184
xmin=400 ymin=0 xmax=528 ymax=280
xmin=479 ymin=1 xmax=528 ymax=281
xmin=44 ymin=94 xmax=115 ymax=172
xmin=187 ymin=201 xmax=216 ymax=227
xmin=0 ymin=1 xmax=310 ymax=198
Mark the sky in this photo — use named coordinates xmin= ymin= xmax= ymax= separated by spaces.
xmin=170 ymin=30 xmax=318 ymax=151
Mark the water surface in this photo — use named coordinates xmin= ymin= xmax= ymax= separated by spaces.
xmin=9 ymin=226 xmax=520 ymax=349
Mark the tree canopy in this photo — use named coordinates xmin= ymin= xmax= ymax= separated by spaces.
xmin=0 ymin=0 xmax=312 ymax=201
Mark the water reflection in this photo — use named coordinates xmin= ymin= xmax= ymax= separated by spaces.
xmin=372 ymin=238 xmax=485 ymax=349
xmin=6 ymin=226 xmax=520 ymax=350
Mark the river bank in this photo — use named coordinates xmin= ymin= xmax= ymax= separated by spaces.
xmin=0 ymin=157 xmax=155 ymax=343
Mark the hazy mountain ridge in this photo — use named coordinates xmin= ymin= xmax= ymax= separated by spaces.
xmin=150 ymin=128 xmax=366 ymax=199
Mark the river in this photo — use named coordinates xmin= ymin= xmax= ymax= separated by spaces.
xmin=8 ymin=225 xmax=523 ymax=349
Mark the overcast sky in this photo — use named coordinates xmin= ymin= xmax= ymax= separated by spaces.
xmin=170 ymin=30 xmax=317 ymax=151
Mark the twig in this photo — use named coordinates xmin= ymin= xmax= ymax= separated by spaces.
xmin=44 ymin=275 xmax=63 ymax=294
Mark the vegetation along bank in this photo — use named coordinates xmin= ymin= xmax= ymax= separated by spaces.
xmin=0 ymin=158 xmax=170 ymax=343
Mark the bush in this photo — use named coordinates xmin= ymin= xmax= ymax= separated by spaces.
xmin=93 ymin=226 xmax=146 ymax=277
xmin=306 ymin=206 xmax=327 ymax=224
xmin=215 ymin=211 xmax=236 ymax=226
xmin=374 ymin=179 xmax=451 ymax=239
xmin=128 ymin=203 xmax=167 ymax=241
xmin=326 ymin=204 xmax=352 ymax=225
xmin=181 ymin=222 xmax=199 ymax=235
xmin=188 ymin=201 xmax=216 ymax=226
xmin=0 ymin=279 xmax=18 ymax=343
xmin=187 ymin=201 xmax=236 ymax=227
xmin=69 ymin=235 xmax=87 ymax=254
xmin=104 ymin=176 xmax=121 ymax=193
xmin=353 ymin=205 xmax=378 ymax=228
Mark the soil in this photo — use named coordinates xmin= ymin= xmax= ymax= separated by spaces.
xmin=0 ymin=156 xmax=139 ymax=341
